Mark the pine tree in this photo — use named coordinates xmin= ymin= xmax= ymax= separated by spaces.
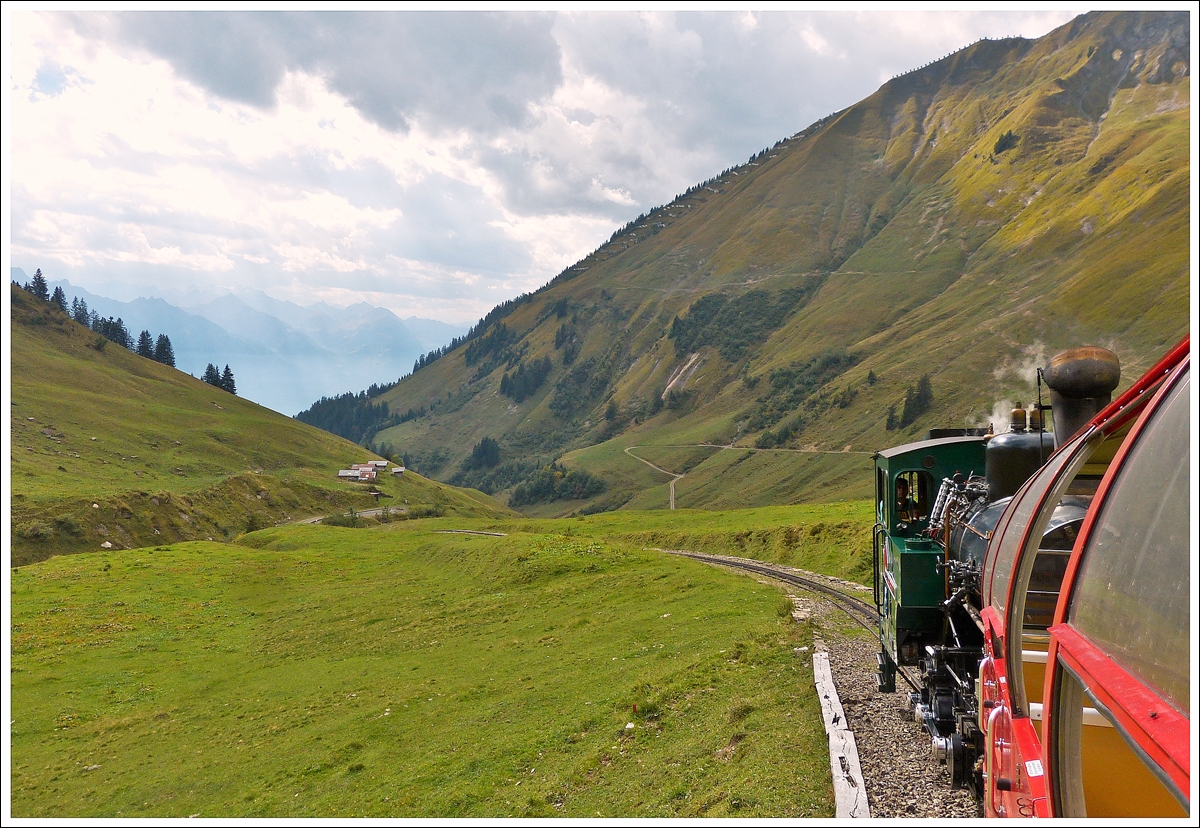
xmin=27 ymin=269 xmax=49 ymax=301
xmin=50 ymin=286 xmax=68 ymax=313
xmin=71 ymin=297 xmax=90 ymax=325
xmin=136 ymin=330 xmax=155 ymax=358
xmin=899 ymin=374 xmax=933 ymax=427
xmin=471 ymin=436 xmax=500 ymax=468
xmin=220 ymin=364 xmax=236 ymax=395
xmin=885 ymin=405 xmax=897 ymax=431
xmin=154 ymin=334 xmax=176 ymax=367
xmin=203 ymin=363 xmax=221 ymax=386
xmin=112 ymin=317 xmax=132 ymax=349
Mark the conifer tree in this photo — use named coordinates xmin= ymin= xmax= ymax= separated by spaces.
xmin=154 ymin=334 xmax=176 ymax=367
xmin=137 ymin=330 xmax=155 ymax=358
xmin=50 ymin=286 xmax=68 ymax=313
xmin=220 ymin=364 xmax=236 ymax=395
xmin=899 ymin=374 xmax=934 ymax=427
xmin=71 ymin=297 xmax=90 ymax=325
xmin=27 ymin=269 xmax=49 ymax=301
xmin=110 ymin=318 xmax=132 ymax=349
xmin=203 ymin=363 xmax=221 ymax=386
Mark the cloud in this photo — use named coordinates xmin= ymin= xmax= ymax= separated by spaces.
xmin=90 ymin=11 xmax=563 ymax=134
xmin=11 ymin=9 xmax=1079 ymax=325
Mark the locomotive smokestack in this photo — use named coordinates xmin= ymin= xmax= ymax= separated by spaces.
xmin=1043 ymin=347 xmax=1121 ymax=447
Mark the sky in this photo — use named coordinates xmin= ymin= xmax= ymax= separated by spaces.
xmin=6 ymin=8 xmax=1084 ymax=325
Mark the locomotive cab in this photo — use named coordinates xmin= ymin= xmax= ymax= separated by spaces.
xmin=872 ymin=437 xmax=986 ymax=691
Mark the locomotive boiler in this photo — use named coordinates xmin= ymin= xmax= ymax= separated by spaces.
xmin=872 ymin=340 xmax=1190 ymax=817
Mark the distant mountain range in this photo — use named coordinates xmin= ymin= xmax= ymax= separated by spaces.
xmin=10 ymin=269 xmax=466 ymax=416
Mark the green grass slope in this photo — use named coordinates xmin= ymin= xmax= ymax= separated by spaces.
xmin=9 ymin=285 xmax=510 ymax=565
xmin=355 ymin=11 xmax=1187 ymax=515
xmin=11 ymin=510 xmax=854 ymax=817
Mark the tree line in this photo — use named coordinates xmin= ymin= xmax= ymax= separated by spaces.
xmin=203 ymin=364 xmax=237 ymax=394
xmin=18 ymin=268 xmax=241 ymax=394
xmin=295 ymin=389 xmax=425 ymax=444
xmin=19 ymin=268 xmax=179 ymax=366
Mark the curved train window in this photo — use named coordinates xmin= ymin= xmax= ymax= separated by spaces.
xmin=986 ymin=443 xmax=1079 ymax=618
xmin=1023 ymin=502 xmax=1088 ymax=630
xmin=1051 ymin=661 xmax=1187 ymax=817
xmin=1068 ymin=372 xmax=1191 ymax=714
xmin=892 ymin=470 xmax=932 ymax=530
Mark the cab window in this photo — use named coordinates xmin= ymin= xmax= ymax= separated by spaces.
xmin=892 ymin=470 xmax=932 ymax=531
xmin=876 ymin=467 xmax=887 ymax=524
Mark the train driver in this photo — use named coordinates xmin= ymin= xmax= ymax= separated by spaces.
xmin=895 ymin=477 xmax=918 ymax=524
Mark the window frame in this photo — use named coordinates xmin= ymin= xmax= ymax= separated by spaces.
xmin=1044 ymin=356 xmax=1191 ymax=813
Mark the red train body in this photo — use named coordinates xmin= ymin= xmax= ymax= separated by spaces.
xmin=979 ymin=337 xmax=1190 ymax=817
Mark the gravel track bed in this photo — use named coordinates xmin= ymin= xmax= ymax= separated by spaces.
xmin=822 ymin=628 xmax=980 ymax=818
xmin=675 ymin=552 xmax=980 ymax=817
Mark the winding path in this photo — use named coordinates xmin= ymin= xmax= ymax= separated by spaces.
xmin=623 ymin=446 xmax=685 ymax=509
xmin=622 ymin=441 xmax=872 ymax=510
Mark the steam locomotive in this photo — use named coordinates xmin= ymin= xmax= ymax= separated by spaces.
xmin=872 ymin=339 xmax=1190 ymax=818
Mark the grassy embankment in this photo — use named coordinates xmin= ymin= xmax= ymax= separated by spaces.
xmin=10 ymin=284 xmax=509 ymax=566
xmin=10 ymin=501 xmax=873 ymax=818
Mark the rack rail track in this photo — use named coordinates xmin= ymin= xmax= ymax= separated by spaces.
xmin=671 ymin=551 xmax=921 ymax=691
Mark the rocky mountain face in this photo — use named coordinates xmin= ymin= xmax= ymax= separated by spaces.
xmin=367 ymin=11 xmax=1189 ymax=512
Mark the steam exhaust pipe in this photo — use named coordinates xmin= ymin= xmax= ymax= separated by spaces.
xmin=1043 ymin=347 xmax=1121 ymax=447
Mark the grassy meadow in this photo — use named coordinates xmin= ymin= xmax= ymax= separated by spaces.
xmin=8 ymin=504 xmax=875 ymax=818
xmin=10 ymin=284 xmax=509 ymax=566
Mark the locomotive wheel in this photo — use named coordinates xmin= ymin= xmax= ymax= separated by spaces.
xmin=948 ymin=733 xmax=967 ymax=789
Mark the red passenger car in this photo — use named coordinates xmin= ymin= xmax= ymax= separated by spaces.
xmin=979 ymin=337 xmax=1190 ymax=817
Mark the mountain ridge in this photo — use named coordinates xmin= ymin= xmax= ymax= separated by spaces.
xmin=357 ymin=10 xmax=1188 ymax=514
xmin=20 ymin=11 xmax=1184 ymax=516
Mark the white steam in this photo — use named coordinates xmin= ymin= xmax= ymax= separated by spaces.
xmin=974 ymin=342 xmax=1048 ymax=433
xmin=991 ymin=342 xmax=1047 ymax=387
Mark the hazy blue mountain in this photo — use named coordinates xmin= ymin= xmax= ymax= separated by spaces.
xmin=398 ymin=316 xmax=468 ymax=352
xmin=40 ymin=280 xmax=466 ymax=416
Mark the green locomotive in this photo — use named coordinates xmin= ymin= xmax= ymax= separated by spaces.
xmin=873 ymin=434 xmax=987 ymax=692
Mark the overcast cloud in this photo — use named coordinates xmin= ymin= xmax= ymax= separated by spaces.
xmin=9 ymin=9 xmax=1081 ymax=324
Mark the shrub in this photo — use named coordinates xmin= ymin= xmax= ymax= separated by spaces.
xmin=994 ymin=130 xmax=1019 ymax=155
xmin=16 ymin=521 xmax=53 ymax=540
xmin=669 ymin=286 xmax=816 ymax=362
xmin=53 ymin=516 xmax=82 ymax=536
xmin=509 ymin=463 xmax=606 ymax=507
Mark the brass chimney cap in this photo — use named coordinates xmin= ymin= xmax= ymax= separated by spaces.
xmin=1044 ymin=347 xmax=1120 ymax=398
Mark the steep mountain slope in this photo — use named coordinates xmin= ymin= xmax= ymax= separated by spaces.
xmin=9 ymin=285 xmax=510 ymax=565
xmin=367 ymin=11 xmax=1189 ymax=513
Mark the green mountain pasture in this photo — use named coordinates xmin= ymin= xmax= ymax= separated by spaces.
xmin=9 ymin=508 xmax=868 ymax=817
xmin=9 ymin=284 xmax=509 ymax=565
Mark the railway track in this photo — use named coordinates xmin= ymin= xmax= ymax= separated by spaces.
xmin=669 ymin=551 xmax=921 ymax=691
